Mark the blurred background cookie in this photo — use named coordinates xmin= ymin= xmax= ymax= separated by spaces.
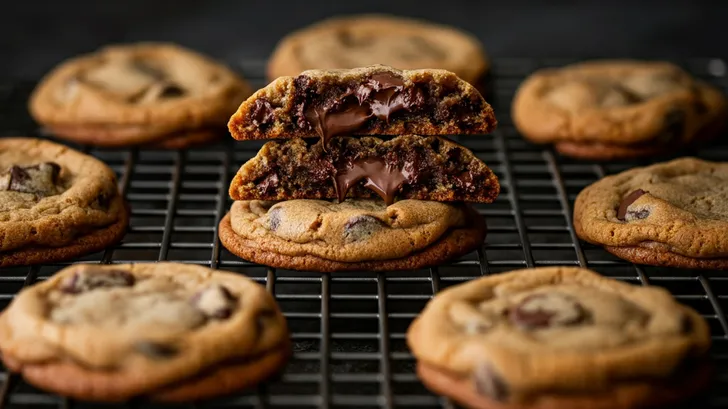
xmin=29 ymin=43 xmax=252 ymax=149
xmin=267 ymin=15 xmax=488 ymax=85
xmin=512 ymin=60 xmax=727 ymax=160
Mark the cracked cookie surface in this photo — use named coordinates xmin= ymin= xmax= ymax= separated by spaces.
xmin=0 ymin=138 xmax=127 ymax=265
xmin=228 ymin=65 xmax=496 ymax=142
xmin=219 ymin=199 xmax=486 ymax=272
xmin=29 ymin=43 xmax=251 ymax=148
xmin=230 ymin=135 xmax=500 ymax=205
xmin=574 ymin=157 xmax=728 ymax=268
xmin=407 ymin=267 xmax=711 ymax=409
xmin=267 ymin=15 xmax=488 ymax=84
xmin=0 ymin=263 xmax=289 ymax=401
xmin=512 ymin=60 xmax=727 ymax=160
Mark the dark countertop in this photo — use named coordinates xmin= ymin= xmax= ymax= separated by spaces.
xmin=0 ymin=0 xmax=725 ymax=80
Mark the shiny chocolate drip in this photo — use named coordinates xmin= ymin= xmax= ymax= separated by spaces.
xmin=303 ymin=72 xmax=424 ymax=145
xmin=334 ymin=157 xmax=411 ymax=205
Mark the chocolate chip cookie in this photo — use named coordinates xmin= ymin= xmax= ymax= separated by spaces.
xmin=512 ymin=60 xmax=727 ymax=160
xmin=228 ymin=65 xmax=496 ymax=143
xmin=267 ymin=15 xmax=488 ymax=84
xmin=230 ymin=135 xmax=500 ymax=205
xmin=0 ymin=138 xmax=127 ymax=267
xmin=0 ymin=263 xmax=290 ymax=401
xmin=219 ymin=199 xmax=485 ymax=272
xmin=407 ymin=266 xmax=711 ymax=409
xmin=574 ymin=157 xmax=728 ymax=269
xmin=30 ymin=43 xmax=251 ymax=148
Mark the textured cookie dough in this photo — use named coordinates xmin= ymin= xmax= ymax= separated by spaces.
xmin=0 ymin=138 xmax=127 ymax=266
xmin=574 ymin=157 xmax=728 ymax=268
xmin=0 ymin=263 xmax=289 ymax=402
xmin=228 ymin=65 xmax=496 ymax=142
xmin=407 ymin=267 xmax=711 ymax=409
xmin=230 ymin=135 xmax=500 ymax=205
xmin=219 ymin=199 xmax=486 ymax=272
xmin=512 ymin=60 xmax=727 ymax=160
xmin=29 ymin=43 xmax=252 ymax=148
xmin=267 ymin=14 xmax=488 ymax=84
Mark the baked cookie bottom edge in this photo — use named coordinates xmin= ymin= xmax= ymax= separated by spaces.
xmin=0 ymin=197 xmax=129 ymax=268
xmin=2 ymin=341 xmax=291 ymax=402
xmin=605 ymin=246 xmax=728 ymax=270
xmin=218 ymin=207 xmax=486 ymax=273
xmin=416 ymin=360 xmax=712 ymax=409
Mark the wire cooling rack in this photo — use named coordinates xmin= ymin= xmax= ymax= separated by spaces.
xmin=0 ymin=58 xmax=727 ymax=409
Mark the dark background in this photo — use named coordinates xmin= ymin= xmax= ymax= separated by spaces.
xmin=0 ymin=0 xmax=725 ymax=80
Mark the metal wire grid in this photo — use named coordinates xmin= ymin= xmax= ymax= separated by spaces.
xmin=0 ymin=58 xmax=726 ymax=409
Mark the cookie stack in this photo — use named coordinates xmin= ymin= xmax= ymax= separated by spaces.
xmin=219 ymin=65 xmax=500 ymax=272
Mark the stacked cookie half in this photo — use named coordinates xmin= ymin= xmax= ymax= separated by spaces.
xmin=219 ymin=65 xmax=500 ymax=272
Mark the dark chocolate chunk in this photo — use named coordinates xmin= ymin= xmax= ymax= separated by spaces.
xmin=298 ymin=72 xmax=427 ymax=145
xmin=134 ymin=341 xmax=179 ymax=359
xmin=158 ymin=83 xmax=186 ymax=98
xmin=617 ymin=189 xmax=648 ymax=221
xmin=1 ymin=162 xmax=62 ymax=197
xmin=473 ymin=363 xmax=509 ymax=402
xmin=257 ymin=173 xmax=280 ymax=195
xmin=251 ymin=99 xmax=276 ymax=127
xmin=509 ymin=293 xmax=585 ymax=330
xmin=192 ymin=284 xmax=237 ymax=320
xmin=335 ymin=157 xmax=410 ymax=205
xmin=268 ymin=207 xmax=282 ymax=231
xmin=60 ymin=269 xmax=135 ymax=294
xmin=343 ymin=215 xmax=386 ymax=242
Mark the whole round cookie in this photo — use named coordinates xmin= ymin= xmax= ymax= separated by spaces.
xmin=574 ymin=157 xmax=728 ymax=269
xmin=407 ymin=267 xmax=711 ymax=409
xmin=0 ymin=138 xmax=128 ymax=267
xmin=267 ymin=15 xmax=488 ymax=84
xmin=512 ymin=60 xmax=727 ymax=160
xmin=29 ymin=43 xmax=252 ymax=148
xmin=219 ymin=199 xmax=486 ymax=272
xmin=0 ymin=263 xmax=290 ymax=402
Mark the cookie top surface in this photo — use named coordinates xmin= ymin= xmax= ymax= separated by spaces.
xmin=512 ymin=60 xmax=727 ymax=146
xmin=267 ymin=15 xmax=488 ymax=83
xmin=0 ymin=137 xmax=122 ymax=252
xmin=228 ymin=64 xmax=496 ymax=142
xmin=30 ymin=43 xmax=251 ymax=131
xmin=229 ymin=135 xmax=500 ymax=205
xmin=406 ymin=267 xmax=710 ymax=403
xmin=574 ymin=157 xmax=728 ymax=258
xmin=0 ymin=263 xmax=287 ymax=384
xmin=230 ymin=199 xmax=467 ymax=263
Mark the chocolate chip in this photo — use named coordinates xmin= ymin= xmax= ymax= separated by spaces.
xmin=625 ymin=209 xmax=650 ymax=221
xmin=617 ymin=189 xmax=648 ymax=221
xmin=59 ymin=269 xmax=135 ymax=293
xmin=343 ymin=215 xmax=385 ymax=243
xmin=509 ymin=293 xmax=585 ymax=330
xmin=94 ymin=191 xmax=111 ymax=209
xmin=134 ymin=341 xmax=178 ymax=359
xmin=268 ymin=207 xmax=282 ymax=231
xmin=158 ymin=83 xmax=185 ymax=98
xmin=251 ymin=98 xmax=275 ymax=127
xmin=257 ymin=173 xmax=280 ymax=196
xmin=473 ymin=363 xmax=509 ymax=402
xmin=192 ymin=284 xmax=237 ymax=320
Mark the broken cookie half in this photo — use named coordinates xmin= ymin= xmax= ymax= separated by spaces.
xmin=229 ymin=135 xmax=500 ymax=205
xmin=228 ymin=65 xmax=497 ymax=143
